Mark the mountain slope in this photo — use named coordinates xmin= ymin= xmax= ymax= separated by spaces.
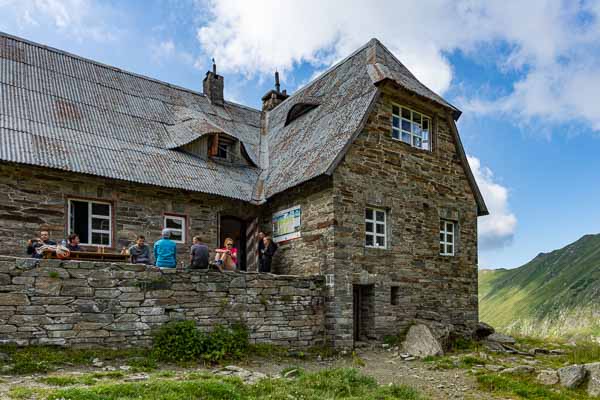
xmin=479 ymin=234 xmax=600 ymax=338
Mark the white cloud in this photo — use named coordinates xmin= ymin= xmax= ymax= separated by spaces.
xmin=0 ymin=0 xmax=118 ymax=42
xmin=151 ymin=39 xmax=194 ymax=65
xmin=197 ymin=0 xmax=600 ymax=131
xmin=468 ymin=156 xmax=517 ymax=250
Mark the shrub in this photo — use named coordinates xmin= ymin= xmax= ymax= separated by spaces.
xmin=152 ymin=321 xmax=249 ymax=363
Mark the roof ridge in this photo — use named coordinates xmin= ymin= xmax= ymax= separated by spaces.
xmin=266 ymin=38 xmax=376 ymax=114
xmin=0 ymin=31 xmax=260 ymax=114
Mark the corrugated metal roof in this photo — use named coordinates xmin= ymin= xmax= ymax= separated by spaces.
xmin=0 ymin=33 xmax=474 ymax=206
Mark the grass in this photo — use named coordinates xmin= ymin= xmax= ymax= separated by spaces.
xmin=0 ymin=345 xmax=155 ymax=375
xmin=15 ymin=368 xmax=425 ymax=400
xmin=568 ymin=341 xmax=600 ymax=364
xmin=476 ymin=373 xmax=594 ymax=400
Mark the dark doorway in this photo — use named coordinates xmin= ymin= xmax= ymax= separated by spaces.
xmin=219 ymin=216 xmax=247 ymax=271
xmin=353 ymin=284 xmax=375 ymax=342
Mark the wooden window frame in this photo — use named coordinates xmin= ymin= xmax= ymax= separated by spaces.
xmin=365 ymin=207 xmax=387 ymax=249
xmin=163 ymin=213 xmax=187 ymax=244
xmin=440 ymin=219 xmax=456 ymax=256
xmin=67 ymin=198 xmax=113 ymax=247
xmin=392 ymin=103 xmax=432 ymax=151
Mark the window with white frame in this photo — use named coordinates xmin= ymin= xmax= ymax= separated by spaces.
xmin=392 ymin=104 xmax=431 ymax=151
xmin=365 ymin=207 xmax=387 ymax=248
xmin=68 ymin=199 xmax=112 ymax=246
xmin=440 ymin=220 xmax=456 ymax=256
xmin=164 ymin=215 xmax=186 ymax=243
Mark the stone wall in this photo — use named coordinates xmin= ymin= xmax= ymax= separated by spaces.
xmin=261 ymin=176 xmax=335 ymax=276
xmin=329 ymin=85 xmax=480 ymax=347
xmin=0 ymin=163 xmax=258 ymax=264
xmin=0 ymin=256 xmax=325 ymax=348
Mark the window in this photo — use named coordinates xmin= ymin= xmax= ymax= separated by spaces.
xmin=285 ymin=103 xmax=319 ymax=126
xmin=164 ymin=215 xmax=186 ymax=243
xmin=365 ymin=207 xmax=387 ymax=248
xmin=68 ymin=199 xmax=112 ymax=246
xmin=391 ymin=286 xmax=399 ymax=305
xmin=440 ymin=220 xmax=456 ymax=256
xmin=208 ymin=134 xmax=235 ymax=161
xmin=392 ymin=104 xmax=431 ymax=150
xmin=325 ymin=274 xmax=335 ymax=288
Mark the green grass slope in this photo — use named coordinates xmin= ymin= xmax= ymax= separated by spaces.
xmin=479 ymin=234 xmax=600 ymax=339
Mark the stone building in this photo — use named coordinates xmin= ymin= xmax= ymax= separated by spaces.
xmin=0 ymin=32 xmax=488 ymax=348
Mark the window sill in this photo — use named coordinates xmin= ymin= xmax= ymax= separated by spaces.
xmin=391 ymin=137 xmax=431 ymax=153
xmin=365 ymin=246 xmax=389 ymax=252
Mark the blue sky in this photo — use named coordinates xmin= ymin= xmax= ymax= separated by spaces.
xmin=2 ymin=0 xmax=599 ymax=269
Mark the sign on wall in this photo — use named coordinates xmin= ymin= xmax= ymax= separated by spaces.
xmin=272 ymin=205 xmax=301 ymax=243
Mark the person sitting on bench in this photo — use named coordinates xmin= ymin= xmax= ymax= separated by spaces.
xmin=26 ymin=230 xmax=56 ymax=259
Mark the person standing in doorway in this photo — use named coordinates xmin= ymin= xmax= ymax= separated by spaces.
xmin=154 ymin=229 xmax=177 ymax=269
xmin=259 ymin=235 xmax=277 ymax=273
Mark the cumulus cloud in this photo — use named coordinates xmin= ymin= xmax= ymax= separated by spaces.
xmin=151 ymin=39 xmax=194 ymax=65
xmin=197 ymin=0 xmax=600 ymax=131
xmin=468 ymin=156 xmax=517 ymax=250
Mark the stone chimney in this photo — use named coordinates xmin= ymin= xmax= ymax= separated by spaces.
xmin=203 ymin=59 xmax=224 ymax=106
xmin=261 ymin=71 xmax=289 ymax=111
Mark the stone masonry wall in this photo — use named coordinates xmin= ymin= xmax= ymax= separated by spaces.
xmin=0 ymin=163 xmax=258 ymax=263
xmin=330 ymin=85 xmax=480 ymax=347
xmin=0 ymin=256 xmax=325 ymax=348
xmin=260 ymin=176 xmax=335 ymax=276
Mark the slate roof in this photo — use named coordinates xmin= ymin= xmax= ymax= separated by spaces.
xmin=0 ymin=32 xmax=487 ymax=215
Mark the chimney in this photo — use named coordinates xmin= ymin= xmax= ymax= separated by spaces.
xmin=203 ymin=59 xmax=224 ymax=106
xmin=261 ymin=71 xmax=289 ymax=111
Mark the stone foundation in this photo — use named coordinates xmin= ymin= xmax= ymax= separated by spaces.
xmin=0 ymin=256 xmax=325 ymax=348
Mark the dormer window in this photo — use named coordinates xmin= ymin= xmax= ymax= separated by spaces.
xmin=285 ymin=103 xmax=319 ymax=126
xmin=392 ymin=104 xmax=431 ymax=151
xmin=209 ymin=133 xmax=236 ymax=161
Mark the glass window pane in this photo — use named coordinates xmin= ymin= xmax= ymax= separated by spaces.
xmin=440 ymin=243 xmax=445 ymax=254
xmin=447 ymin=244 xmax=454 ymax=254
xmin=375 ymin=211 xmax=385 ymax=222
xmin=392 ymin=129 xmax=400 ymax=140
xmin=91 ymin=203 xmax=110 ymax=216
xmin=92 ymin=232 xmax=110 ymax=245
xmin=402 ymin=119 xmax=411 ymax=131
xmin=365 ymin=208 xmax=373 ymax=220
xmin=412 ymin=123 xmax=422 ymax=137
xmin=422 ymin=139 xmax=430 ymax=151
xmin=440 ymin=233 xmax=444 ymax=241
xmin=376 ymin=236 xmax=385 ymax=247
xmin=366 ymin=235 xmax=374 ymax=246
xmin=402 ymin=107 xmax=411 ymax=119
xmin=171 ymin=231 xmax=183 ymax=242
xmin=366 ymin=222 xmax=374 ymax=233
xmin=92 ymin=218 xmax=110 ymax=231
xmin=447 ymin=223 xmax=454 ymax=233
xmin=413 ymin=136 xmax=422 ymax=148
xmin=423 ymin=119 xmax=429 ymax=130
xmin=402 ymin=131 xmax=410 ymax=143
xmin=393 ymin=116 xmax=400 ymax=128
xmin=376 ymin=224 xmax=384 ymax=234
xmin=71 ymin=201 xmax=89 ymax=243
xmin=165 ymin=217 xmax=183 ymax=229
xmin=392 ymin=105 xmax=400 ymax=115
xmin=413 ymin=113 xmax=421 ymax=124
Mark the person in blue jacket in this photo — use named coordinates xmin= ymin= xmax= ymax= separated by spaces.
xmin=153 ymin=229 xmax=177 ymax=268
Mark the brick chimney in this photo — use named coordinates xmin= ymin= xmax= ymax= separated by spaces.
xmin=261 ymin=71 xmax=289 ymax=111
xmin=203 ymin=59 xmax=224 ymax=106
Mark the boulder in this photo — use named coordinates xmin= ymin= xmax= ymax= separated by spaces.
xmin=584 ymin=362 xmax=600 ymax=397
xmin=401 ymin=324 xmax=443 ymax=358
xmin=486 ymin=333 xmax=516 ymax=344
xmin=473 ymin=322 xmax=495 ymax=340
xmin=558 ymin=365 xmax=587 ymax=389
xmin=537 ymin=370 xmax=559 ymax=385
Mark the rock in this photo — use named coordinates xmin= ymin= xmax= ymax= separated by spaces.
xmin=584 ymin=362 xmax=600 ymax=397
xmin=92 ymin=358 xmax=104 ymax=368
xmin=500 ymin=366 xmax=535 ymax=375
xmin=537 ymin=370 xmax=559 ymax=385
xmin=486 ymin=333 xmax=516 ymax=344
xmin=529 ymin=348 xmax=550 ymax=355
xmin=481 ymin=340 xmax=506 ymax=352
xmin=125 ymin=373 xmax=149 ymax=382
xmin=473 ymin=322 xmax=495 ymax=340
xmin=0 ymin=352 xmax=9 ymax=362
xmin=484 ymin=364 xmax=504 ymax=372
xmin=119 ymin=365 xmax=131 ymax=371
xmin=558 ymin=365 xmax=587 ymax=389
xmin=215 ymin=366 xmax=267 ymax=384
xmin=404 ymin=356 xmax=416 ymax=361
xmin=401 ymin=324 xmax=443 ymax=358
xmin=549 ymin=349 xmax=566 ymax=355
xmin=102 ymin=366 xmax=116 ymax=371
xmin=283 ymin=368 xmax=300 ymax=379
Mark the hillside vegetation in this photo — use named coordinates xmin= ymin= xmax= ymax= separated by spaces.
xmin=479 ymin=233 xmax=600 ymax=339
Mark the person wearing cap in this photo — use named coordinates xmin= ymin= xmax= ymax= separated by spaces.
xmin=153 ymin=229 xmax=177 ymax=269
